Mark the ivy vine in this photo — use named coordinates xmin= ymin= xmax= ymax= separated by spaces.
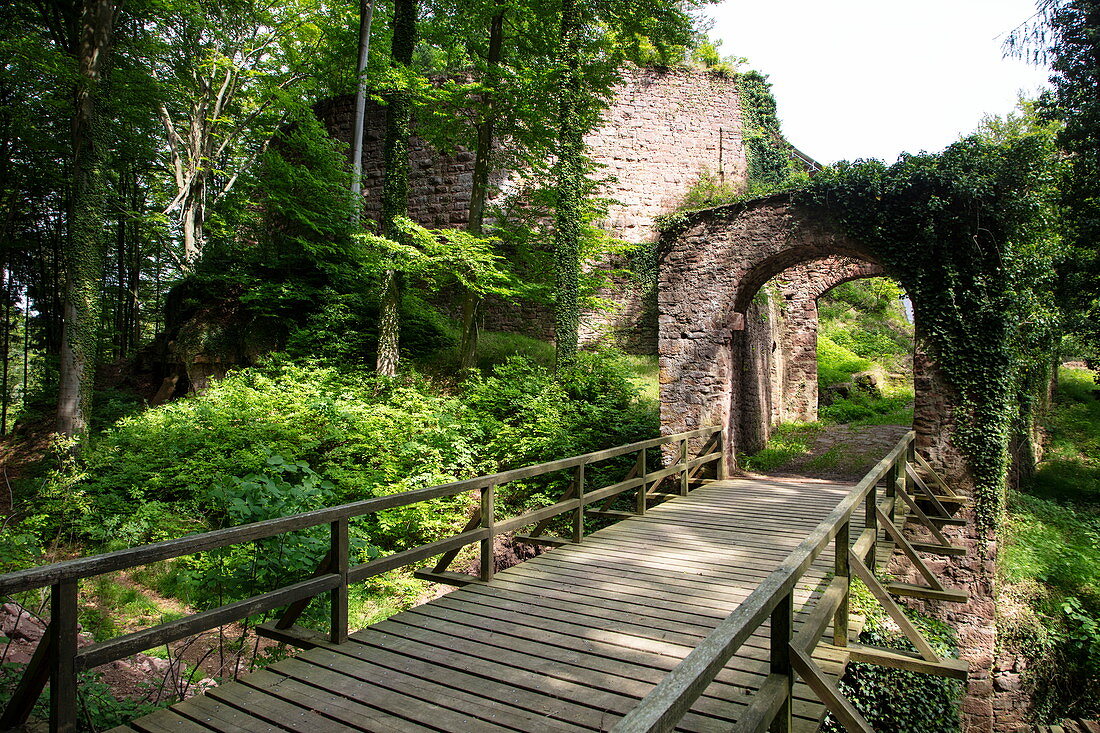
xmin=794 ymin=134 xmax=1061 ymax=531
xmin=738 ymin=70 xmax=805 ymax=192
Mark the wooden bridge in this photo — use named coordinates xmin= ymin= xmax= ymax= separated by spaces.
xmin=0 ymin=428 xmax=970 ymax=733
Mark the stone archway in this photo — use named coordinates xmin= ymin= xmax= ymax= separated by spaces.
xmin=771 ymin=255 xmax=887 ymax=425
xmin=657 ymin=194 xmax=959 ymax=471
xmin=658 ymin=194 xmax=1000 ymax=731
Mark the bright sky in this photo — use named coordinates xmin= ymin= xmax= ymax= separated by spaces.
xmin=709 ymin=0 xmax=1052 ymax=165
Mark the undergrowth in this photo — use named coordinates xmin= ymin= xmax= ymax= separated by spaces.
xmin=999 ymin=365 xmax=1100 ymax=721
xmin=823 ymin=580 xmax=963 ymax=733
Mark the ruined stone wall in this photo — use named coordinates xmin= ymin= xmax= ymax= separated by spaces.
xmin=317 ymin=66 xmax=747 ymax=351
xmin=772 ymin=257 xmax=886 ymax=423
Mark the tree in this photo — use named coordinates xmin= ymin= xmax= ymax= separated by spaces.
xmin=349 ymin=0 xmax=376 ymax=216
xmin=1008 ymin=0 xmax=1100 ymax=360
xmin=57 ymin=0 xmax=118 ymax=437
xmin=149 ymin=0 xmax=328 ymax=264
xmin=376 ymin=0 xmax=418 ymax=376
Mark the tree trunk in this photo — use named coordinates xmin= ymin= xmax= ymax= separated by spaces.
xmin=57 ymin=0 xmax=115 ymax=438
xmin=350 ymin=0 xmax=376 ymax=217
xmin=375 ymin=0 xmax=417 ymax=377
xmin=458 ymin=8 xmax=505 ymax=371
xmin=1 ymin=266 xmax=9 ymax=434
xmin=553 ymin=0 xmax=583 ymax=369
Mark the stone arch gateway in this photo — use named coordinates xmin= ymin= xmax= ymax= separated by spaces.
xmin=657 ymin=194 xmax=961 ymax=473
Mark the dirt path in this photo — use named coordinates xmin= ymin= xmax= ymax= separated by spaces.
xmin=747 ymin=423 xmax=911 ymax=482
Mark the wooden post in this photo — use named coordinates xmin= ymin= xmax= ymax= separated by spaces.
xmin=50 ymin=579 xmax=78 ymax=733
xmin=885 ymin=461 xmax=898 ymax=526
xmin=717 ymin=429 xmax=728 ymax=480
xmin=635 ymin=449 xmax=647 ymax=515
xmin=770 ymin=591 xmax=793 ymax=733
xmin=572 ymin=465 xmax=585 ymax=543
xmin=834 ymin=521 xmax=850 ymax=647
xmin=481 ymin=483 xmax=496 ymax=581
xmin=329 ymin=518 xmax=349 ymax=644
xmin=679 ymin=439 xmax=689 ymax=496
xmin=865 ymin=480 xmax=878 ymax=568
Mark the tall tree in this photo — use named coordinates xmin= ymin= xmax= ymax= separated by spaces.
xmin=376 ymin=0 xmax=418 ymax=376
xmin=150 ymin=0 xmax=326 ymax=264
xmin=57 ymin=0 xmax=117 ymax=436
xmin=1008 ymin=1 xmax=1100 ymax=357
xmin=349 ymin=0 xmax=376 ymax=217
xmin=458 ymin=5 xmax=505 ymax=370
xmin=552 ymin=0 xmax=584 ymax=367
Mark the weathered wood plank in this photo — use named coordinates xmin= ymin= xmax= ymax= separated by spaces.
xmin=124 ymin=458 xmax=934 ymax=733
xmin=127 ymin=707 xmax=212 ymax=733
xmin=297 ymin=647 xmax=589 ymax=733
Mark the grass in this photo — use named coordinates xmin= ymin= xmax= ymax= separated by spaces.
xmin=998 ymin=364 xmax=1100 ymax=720
xmin=1027 ymin=366 xmax=1100 ymax=505
xmin=740 ymin=422 xmax=823 ymax=472
xmin=620 ymin=353 xmax=659 ymax=403
xmin=79 ymin=576 xmax=168 ymax=642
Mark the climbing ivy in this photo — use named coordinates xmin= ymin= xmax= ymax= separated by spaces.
xmin=795 ymin=133 xmax=1061 ymax=531
xmin=738 ymin=70 xmax=806 ymax=194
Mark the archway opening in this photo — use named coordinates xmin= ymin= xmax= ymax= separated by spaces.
xmin=732 ymin=256 xmax=917 ymax=478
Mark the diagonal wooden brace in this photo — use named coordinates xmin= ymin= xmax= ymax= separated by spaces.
xmin=905 ymin=463 xmax=952 ymax=520
xmin=914 ymin=452 xmax=961 ymax=498
xmin=849 ymin=551 xmax=941 ymax=663
xmin=276 ymin=548 xmax=334 ymax=630
xmin=0 ymin=619 xmax=52 ymax=729
xmin=876 ymin=506 xmax=946 ymax=592
xmin=432 ymin=508 xmax=483 ymax=573
xmin=896 ymin=470 xmax=953 ymax=547
xmin=789 ymin=644 xmax=873 ymax=733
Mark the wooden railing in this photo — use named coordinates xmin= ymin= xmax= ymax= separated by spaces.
xmin=611 ymin=431 xmax=970 ymax=733
xmin=0 ymin=425 xmax=725 ymax=733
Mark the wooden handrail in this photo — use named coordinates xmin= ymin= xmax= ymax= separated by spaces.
xmin=0 ymin=425 xmax=722 ymax=596
xmin=610 ymin=431 xmax=915 ymax=733
xmin=0 ymin=424 xmax=724 ymax=733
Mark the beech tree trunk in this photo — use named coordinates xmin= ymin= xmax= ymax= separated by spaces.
xmin=57 ymin=0 xmax=115 ymax=437
xmin=553 ymin=0 xmax=584 ymax=369
xmin=458 ymin=8 xmax=505 ymax=371
xmin=350 ymin=0 xmax=376 ymax=217
xmin=376 ymin=0 xmax=417 ymax=376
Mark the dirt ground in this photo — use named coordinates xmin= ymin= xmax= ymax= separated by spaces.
xmin=747 ymin=423 xmax=912 ymax=482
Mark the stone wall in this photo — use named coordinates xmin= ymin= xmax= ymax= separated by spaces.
xmin=772 ymin=256 xmax=886 ymax=423
xmin=658 ymin=196 xmax=999 ymax=732
xmin=317 ymin=66 xmax=747 ymax=352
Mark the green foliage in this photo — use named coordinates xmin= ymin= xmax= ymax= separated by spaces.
xmin=738 ymin=70 xmax=809 ymax=194
xmin=674 ymin=169 xmax=743 ymax=211
xmin=0 ymin=665 xmax=165 ymax=733
xmin=740 ymin=423 xmax=822 ymax=473
xmin=817 ymin=334 xmax=875 ymax=389
xmin=824 ymin=580 xmax=962 ymax=733
xmin=820 ymin=395 xmax=914 ymax=427
xmin=26 ymin=348 xmax=656 ymax=613
xmin=998 ymin=361 xmax=1100 ymax=720
xmin=1001 ymin=491 xmax=1100 ymax=718
xmin=796 ymin=130 xmax=1061 ymax=530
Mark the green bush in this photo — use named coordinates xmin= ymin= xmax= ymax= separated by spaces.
xmin=818 ymin=334 xmax=875 ymax=389
xmin=824 ymin=580 xmax=963 ymax=733
xmin=1001 ymin=491 xmax=1100 ymax=719
xmin=24 ymin=349 xmax=657 ymax=614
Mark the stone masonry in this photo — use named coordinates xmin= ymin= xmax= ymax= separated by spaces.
xmin=317 ymin=65 xmax=747 ymax=351
xmin=659 ymin=193 xmax=995 ymax=731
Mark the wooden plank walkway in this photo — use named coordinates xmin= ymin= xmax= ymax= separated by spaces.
xmin=116 ymin=477 xmax=874 ymax=733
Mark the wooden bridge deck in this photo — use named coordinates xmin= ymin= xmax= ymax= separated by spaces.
xmin=115 ymin=477 xmax=872 ymax=733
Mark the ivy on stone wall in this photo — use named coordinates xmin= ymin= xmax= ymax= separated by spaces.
xmin=795 ymin=134 xmax=1061 ymax=531
xmin=738 ymin=71 xmax=804 ymax=193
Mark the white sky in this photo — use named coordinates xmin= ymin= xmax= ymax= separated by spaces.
xmin=708 ymin=0 xmax=1052 ymax=165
